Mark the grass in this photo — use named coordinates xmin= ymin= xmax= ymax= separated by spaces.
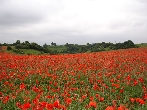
xmin=135 ymin=43 xmax=147 ymax=47
xmin=20 ymin=49 xmax=43 ymax=55
xmin=7 ymin=49 xmax=43 ymax=55
xmin=47 ymin=45 xmax=67 ymax=53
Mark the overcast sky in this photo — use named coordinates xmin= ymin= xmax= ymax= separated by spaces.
xmin=0 ymin=0 xmax=147 ymax=45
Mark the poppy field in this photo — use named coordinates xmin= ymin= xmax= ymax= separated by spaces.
xmin=0 ymin=48 xmax=147 ymax=110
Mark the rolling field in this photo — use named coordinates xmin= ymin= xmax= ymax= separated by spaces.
xmin=0 ymin=48 xmax=147 ymax=110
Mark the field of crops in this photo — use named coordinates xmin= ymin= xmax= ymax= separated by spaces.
xmin=0 ymin=48 xmax=147 ymax=110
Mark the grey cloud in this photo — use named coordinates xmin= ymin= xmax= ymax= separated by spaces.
xmin=0 ymin=0 xmax=147 ymax=45
xmin=0 ymin=0 xmax=63 ymax=27
xmin=0 ymin=11 xmax=43 ymax=27
xmin=139 ymin=0 xmax=147 ymax=3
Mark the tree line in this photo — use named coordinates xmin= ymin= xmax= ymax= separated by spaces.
xmin=63 ymin=40 xmax=137 ymax=53
xmin=0 ymin=40 xmax=138 ymax=54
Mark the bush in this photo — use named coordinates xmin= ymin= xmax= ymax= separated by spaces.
xmin=7 ymin=46 xmax=12 ymax=50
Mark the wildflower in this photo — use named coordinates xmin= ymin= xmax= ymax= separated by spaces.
xmin=130 ymin=98 xmax=135 ymax=103
xmin=120 ymin=89 xmax=124 ymax=93
xmin=20 ymin=83 xmax=25 ymax=90
xmin=16 ymin=102 xmax=21 ymax=108
xmin=46 ymin=103 xmax=53 ymax=110
xmin=105 ymin=106 xmax=114 ymax=110
xmin=95 ymin=94 xmax=99 ymax=98
xmin=32 ymin=98 xmax=39 ymax=104
xmin=21 ymin=102 xmax=31 ymax=109
xmin=118 ymin=104 xmax=128 ymax=110
xmin=53 ymin=99 xmax=60 ymax=108
xmin=89 ymin=101 xmax=97 ymax=108
xmin=118 ymin=105 xmax=124 ymax=110
xmin=40 ymin=101 xmax=47 ymax=108
xmin=82 ymin=94 xmax=87 ymax=99
xmin=139 ymin=99 xmax=145 ymax=105
xmin=2 ymin=96 xmax=9 ymax=104
xmin=90 ymin=96 xmax=94 ymax=101
xmin=136 ymin=98 xmax=146 ymax=105
xmin=143 ymin=94 xmax=147 ymax=100
xmin=99 ymin=97 xmax=104 ymax=102
xmin=65 ymin=97 xmax=72 ymax=105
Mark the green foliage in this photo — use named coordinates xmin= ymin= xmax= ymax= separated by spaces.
xmin=51 ymin=42 xmax=56 ymax=46
xmin=136 ymin=43 xmax=147 ymax=47
xmin=114 ymin=40 xmax=135 ymax=49
xmin=124 ymin=40 xmax=135 ymax=48
xmin=11 ymin=49 xmax=42 ymax=55
xmin=1 ymin=40 xmax=139 ymax=54
xmin=7 ymin=46 xmax=12 ymax=50
xmin=14 ymin=40 xmax=50 ymax=54
xmin=16 ymin=40 xmax=20 ymax=44
xmin=43 ymin=43 xmax=48 ymax=48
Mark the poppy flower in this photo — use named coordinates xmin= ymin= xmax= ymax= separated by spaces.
xmin=53 ymin=99 xmax=60 ymax=108
xmin=46 ymin=103 xmax=53 ymax=110
xmin=65 ymin=97 xmax=72 ymax=105
xmin=136 ymin=98 xmax=146 ymax=105
xmin=105 ymin=106 xmax=114 ymax=110
xmin=20 ymin=83 xmax=25 ymax=90
xmin=130 ymin=98 xmax=135 ymax=103
xmin=89 ymin=101 xmax=97 ymax=108
xmin=21 ymin=102 xmax=31 ymax=109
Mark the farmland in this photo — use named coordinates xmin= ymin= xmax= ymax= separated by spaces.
xmin=0 ymin=48 xmax=147 ymax=110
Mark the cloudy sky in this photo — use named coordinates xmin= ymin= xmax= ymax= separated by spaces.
xmin=0 ymin=0 xmax=147 ymax=45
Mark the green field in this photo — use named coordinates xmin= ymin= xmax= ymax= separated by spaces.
xmin=47 ymin=45 xmax=67 ymax=53
xmin=136 ymin=43 xmax=147 ymax=47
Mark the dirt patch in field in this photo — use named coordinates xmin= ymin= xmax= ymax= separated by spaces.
xmin=0 ymin=46 xmax=7 ymax=51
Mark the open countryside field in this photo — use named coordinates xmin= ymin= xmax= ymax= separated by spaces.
xmin=0 ymin=48 xmax=147 ymax=110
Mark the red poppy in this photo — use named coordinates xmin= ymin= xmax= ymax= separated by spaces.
xmin=21 ymin=102 xmax=31 ymax=109
xmin=130 ymin=98 xmax=135 ymax=103
xmin=2 ymin=96 xmax=9 ymax=104
xmin=105 ymin=106 xmax=114 ymax=110
xmin=20 ymin=83 xmax=25 ymax=90
xmin=136 ymin=98 xmax=146 ymax=105
xmin=89 ymin=101 xmax=97 ymax=108
xmin=40 ymin=101 xmax=47 ymax=108
xmin=143 ymin=94 xmax=147 ymax=100
xmin=46 ymin=103 xmax=53 ymax=110
xmin=53 ymin=99 xmax=60 ymax=108
xmin=65 ymin=97 xmax=72 ymax=105
xmin=99 ymin=97 xmax=104 ymax=102
xmin=118 ymin=104 xmax=128 ymax=110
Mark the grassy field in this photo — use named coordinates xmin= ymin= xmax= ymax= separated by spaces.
xmin=47 ymin=45 xmax=67 ymax=53
xmin=0 ymin=46 xmax=42 ymax=55
xmin=19 ymin=49 xmax=43 ymax=55
xmin=135 ymin=43 xmax=147 ymax=47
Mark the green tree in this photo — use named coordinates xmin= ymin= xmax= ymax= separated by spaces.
xmin=51 ymin=42 xmax=56 ymax=46
xmin=124 ymin=40 xmax=135 ymax=48
xmin=3 ymin=43 xmax=8 ymax=46
xmin=7 ymin=45 xmax=12 ymax=50
xmin=16 ymin=40 xmax=20 ymax=44
xmin=25 ymin=41 xmax=30 ymax=45
xmin=43 ymin=43 xmax=48 ymax=48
